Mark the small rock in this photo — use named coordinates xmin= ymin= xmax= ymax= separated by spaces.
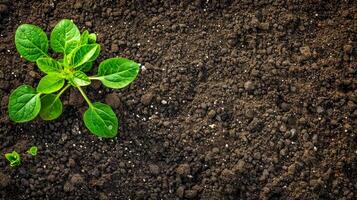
xmin=343 ymin=44 xmax=353 ymax=54
xmin=91 ymin=81 xmax=101 ymax=90
xmin=141 ymin=92 xmax=154 ymax=105
xmin=111 ymin=43 xmax=119 ymax=53
xmin=251 ymin=69 xmax=260 ymax=76
xmin=0 ymin=172 xmax=10 ymax=188
xmin=212 ymin=147 xmax=220 ymax=154
xmin=233 ymin=160 xmax=245 ymax=173
xmin=73 ymin=1 xmax=82 ymax=9
xmin=220 ymin=169 xmax=234 ymax=180
xmin=69 ymin=89 xmax=84 ymax=106
xmin=149 ymin=164 xmax=160 ymax=175
xmin=279 ymin=124 xmax=287 ymax=132
xmin=85 ymin=21 xmax=92 ymax=27
xmin=105 ymin=93 xmax=121 ymax=109
xmin=63 ymin=182 xmax=74 ymax=192
xmin=176 ymin=186 xmax=185 ymax=198
xmin=260 ymin=169 xmax=269 ymax=181
xmin=259 ymin=22 xmax=270 ymax=30
xmin=70 ymin=174 xmax=84 ymax=185
xmin=176 ymin=164 xmax=190 ymax=176
xmin=185 ymin=190 xmax=198 ymax=199
xmin=316 ymin=106 xmax=324 ymax=113
xmin=135 ymin=190 xmax=146 ymax=199
xmin=344 ymin=123 xmax=352 ymax=131
xmin=281 ymin=102 xmax=290 ymax=111
xmin=244 ymin=81 xmax=254 ymax=91
xmin=99 ymin=193 xmax=108 ymax=200
xmin=207 ymin=110 xmax=216 ymax=119
xmin=300 ymin=46 xmax=311 ymax=58
xmin=47 ymin=174 xmax=56 ymax=182
xmin=68 ymin=158 xmax=76 ymax=168
xmin=29 ymin=70 xmax=37 ymax=78
xmin=0 ymin=4 xmax=8 ymax=14
xmin=312 ymin=134 xmax=318 ymax=144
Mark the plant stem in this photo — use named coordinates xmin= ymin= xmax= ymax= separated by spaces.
xmin=55 ymin=84 xmax=70 ymax=100
xmin=77 ymin=86 xmax=93 ymax=107
xmin=88 ymin=76 xmax=101 ymax=80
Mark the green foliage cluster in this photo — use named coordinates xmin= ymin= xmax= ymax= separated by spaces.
xmin=5 ymin=146 xmax=39 ymax=167
xmin=27 ymin=146 xmax=38 ymax=156
xmin=8 ymin=19 xmax=139 ymax=138
xmin=5 ymin=151 xmax=21 ymax=167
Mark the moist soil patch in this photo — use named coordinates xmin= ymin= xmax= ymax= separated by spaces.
xmin=0 ymin=0 xmax=356 ymax=199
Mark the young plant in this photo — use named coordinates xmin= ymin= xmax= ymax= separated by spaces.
xmin=27 ymin=146 xmax=38 ymax=156
xmin=8 ymin=19 xmax=139 ymax=138
xmin=5 ymin=151 xmax=21 ymax=167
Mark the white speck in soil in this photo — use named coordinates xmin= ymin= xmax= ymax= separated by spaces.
xmin=209 ymin=124 xmax=216 ymax=129
xmin=141 ymin=65 xmax=146 ymax=71
xmin=161 ymin=100 xmax=168 ymax=104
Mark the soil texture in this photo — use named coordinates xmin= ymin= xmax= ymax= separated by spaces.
xmin=0 ymin=0 xmax=356 ymax=199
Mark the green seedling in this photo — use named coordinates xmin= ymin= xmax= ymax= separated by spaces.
xmin=8 ymin=19 xmax=139 ymax=138
xmin=5 ymin=151 xmax=21 ymax=167
xmin=27 ymin=146 xmax=38 ymax=156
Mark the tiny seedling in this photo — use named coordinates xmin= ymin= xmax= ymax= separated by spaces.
xmin=5 ymin=151 xmax=21 ymax=167
xmin=27 ymin=146 xmax=38 ymax=156
xmin=8 ymin=19 xmax=139 ymax=138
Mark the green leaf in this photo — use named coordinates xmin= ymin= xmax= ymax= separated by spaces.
xmin=8 ymin=85 xmax=41 ymax=123
xmin=88 ymin=45 xmax=100 ymax=63
xmin=36 ymin=57 xmax=62 ymax=74
xmin=64 ymin=40 xmax=79 ymax=55
xmin=80 ymin=30 xmax=89 ymax=45
xmin=5 ymin=151 xmax=21 ymax=167
xmin=50 ymin=19 xmax=80 ymax=53
xmin=71 ymin=71 xmax=91 ymax=86
xmin=39 ymin=94 xmax=62 ymax=120
xmin=83 ymin=102 xmax=118 ymax=138
xmin=88 ymin=33 xmax=97 ymax=43
xmin=77 ymin=62 xmax=93 ymax=72
xmin=37 ymin=74 xmax=65 ymax=94
xmin=96 ymin=58 xmax=140 ymax=89
xmin=71 ymin=44 xmax=100 ymax=68
xmin=27 ymin=146 xmax=38 ymax=156
xmin=15 ymin=24 xmax=48 ymax=62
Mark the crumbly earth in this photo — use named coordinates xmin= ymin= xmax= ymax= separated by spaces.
xmin=0 ymin=0 xmax=356 ymax=199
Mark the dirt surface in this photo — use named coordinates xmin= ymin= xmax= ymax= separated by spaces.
xmin=0 ymin=0 xmax=356 ymax=199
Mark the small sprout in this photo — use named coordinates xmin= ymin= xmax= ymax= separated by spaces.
xmin=5 ymin=151 xmax=21 ymax=167
xmin=8 ymin=19 xmax=140 ymax=138
xmin=27 ymin=146 xmax=38 ymax=156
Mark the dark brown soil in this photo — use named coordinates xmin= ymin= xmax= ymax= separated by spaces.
xmin=0 ymin=0 xmax=356 ymax=199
